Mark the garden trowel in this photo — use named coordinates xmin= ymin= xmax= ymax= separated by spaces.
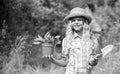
xmin=94 ymin=45 xmax=114 ymax=59
xmin=101 ymin=44 xmax=114 ymax=58
xmin=94 ymin=44 xmax=114 ymax=59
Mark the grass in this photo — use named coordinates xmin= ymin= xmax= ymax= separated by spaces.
xmin=1 ymin=29 xmax=120 ymax=74
xmin=1 ymin=33 xmax=120 ymax=74
xmin=1 ymin=34 xmax=65 ymax=74
xmin=92 ymin=44 xmax=120 ymax=74
xmin=2 ymin=35 xmax=120 ymax=74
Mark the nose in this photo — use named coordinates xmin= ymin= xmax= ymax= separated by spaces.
xmin=73 ymin=20 xmax=78 ymax=25
xmin=74 ymin=20 xmax=82 ymax=25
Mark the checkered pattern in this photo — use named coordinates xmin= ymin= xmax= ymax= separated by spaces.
xmin=62 ymin=33 xmax=101 ymax=74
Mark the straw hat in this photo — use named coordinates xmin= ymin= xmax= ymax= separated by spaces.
xmin=64 ymin=7 xmax=92 ymax=24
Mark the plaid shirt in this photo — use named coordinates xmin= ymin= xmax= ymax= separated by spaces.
xmin=62 ymin=32 xmax=101 ymax=74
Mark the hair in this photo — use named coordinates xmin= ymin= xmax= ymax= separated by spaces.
xmin=65 ymin=18 xmax=91 ymax=41
xmin=65 ymin=21 xmax=74 ymax=40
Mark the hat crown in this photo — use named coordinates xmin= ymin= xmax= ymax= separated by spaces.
xmin=64 ymin=7 xmax=92 ymax=24
xmin=70 ymin=7 xmax=87 ymax=15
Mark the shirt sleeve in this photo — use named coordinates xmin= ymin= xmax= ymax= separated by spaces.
xmin=89 ymin=37 xmax=102 ymax=66
xmin=61 ymin=38 xmax=69 ymax=57
xmin=91 ymin=37 xmax=102 ymax=58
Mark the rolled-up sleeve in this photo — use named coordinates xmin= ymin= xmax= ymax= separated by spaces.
xmin=62 ymin=38 xmax=69 ymax=57
xmin=91 ymin=38 xmax=102 ymax=57
xmin=89 ymin=37 xmax=102 ymax=66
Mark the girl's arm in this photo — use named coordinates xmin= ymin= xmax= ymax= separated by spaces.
xmin=50 ymin=38 xmax=69 ymax=67
xmin=89 ymin=37 xmax=102 ymax=67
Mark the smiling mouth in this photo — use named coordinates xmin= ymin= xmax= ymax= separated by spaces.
xmin=74 ymin=25 xmax=81 ymax=27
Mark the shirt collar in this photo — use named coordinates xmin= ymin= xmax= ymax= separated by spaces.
xmin=73 ymin=32 xmax=82 ymax=39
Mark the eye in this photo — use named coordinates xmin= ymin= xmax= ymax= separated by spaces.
xmin=71 ymin=19 xmax=76 ymax=22
xmin=77 ymin=18 xmax=82 ymax=21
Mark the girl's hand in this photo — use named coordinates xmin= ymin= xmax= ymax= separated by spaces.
xmin=89 ymin=55 xmax=98 ymax=66
xmin=42 ymin=55 xmax=55 ymax=62
xmin=42 ymin=54 xmax=68 ymax=67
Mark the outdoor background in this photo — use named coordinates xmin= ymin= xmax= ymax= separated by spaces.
xmin=0 ymin=0 xmax=120 ymax=74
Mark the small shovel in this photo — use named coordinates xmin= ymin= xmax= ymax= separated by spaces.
xmin=101 ymin=44 xmax=114 ymax=58
xmin=94 ymin=44 xmax=114 ymax=59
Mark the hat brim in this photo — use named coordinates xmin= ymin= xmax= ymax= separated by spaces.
xmin=64 ymin=13 xmax=92 ymax=24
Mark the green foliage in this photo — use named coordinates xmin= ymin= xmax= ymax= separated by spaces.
xmin=1 ymin=0 xmax=120 ymax=74
xmin=3 ymin=35 xmax=27 ymax=74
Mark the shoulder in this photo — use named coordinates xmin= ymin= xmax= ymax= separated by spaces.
xmin=62 ymin=37 xmax=70 ymax=43
xmin=62 ymin=37 xmax=72 ymax=47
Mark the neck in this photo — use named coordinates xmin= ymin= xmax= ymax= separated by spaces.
xmin=74 ymin=29 xmax=83 ymax=36
xmin=76 ymin=31 xmax=82 ymax=36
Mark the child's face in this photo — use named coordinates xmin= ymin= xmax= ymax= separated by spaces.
xmin=70 ymin=17 xmax=84 ymax=31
